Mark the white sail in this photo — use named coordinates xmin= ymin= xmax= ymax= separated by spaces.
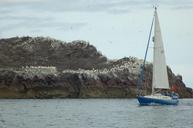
xmin=152 ymin=9 xmax=170 ymax=91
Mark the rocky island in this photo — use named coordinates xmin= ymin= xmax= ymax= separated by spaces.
xmin=0 ymin=37 xmax=192 ymax=98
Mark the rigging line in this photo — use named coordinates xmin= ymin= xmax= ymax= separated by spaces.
xmin=143 ymin=9 xmax=155 ymax=66
xmin=137 ymin=11 xmax=155 ymax=96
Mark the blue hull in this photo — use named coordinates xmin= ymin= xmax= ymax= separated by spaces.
xmin=137 ymin=96 xmax=179 ymax=105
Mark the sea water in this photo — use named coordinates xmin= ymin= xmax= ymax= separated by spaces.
xmin=0 ymin=99 xmax=193 ymax=128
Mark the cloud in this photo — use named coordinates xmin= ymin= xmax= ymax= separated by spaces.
xmin=0 ymin=0 xmax=43 ymax=4
xmin=0 ymin=20 xmax=87 ymax=30
xmin=0 ymin=18 xmax=87 ymax=35
xmin=28 ymin=0 xmax=193 ymax=13
xmin=0 ymin=0 xmax=142 ymax=14
xmin=34 ymin=0 xmax=144 ymax=13
xmin=172 ymin=5 xmax=193 ymax=10
xmin=2 ymin=0 xmax=193 ymax=16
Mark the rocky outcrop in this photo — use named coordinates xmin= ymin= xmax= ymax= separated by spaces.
xmin=0 ymin=37 xmax=192 ymax=98
xmin=0 ymin=37 xmax=107 ymax=71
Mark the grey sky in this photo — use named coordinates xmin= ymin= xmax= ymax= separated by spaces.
xmin=0 ymin=0 xmax=193 ymax=88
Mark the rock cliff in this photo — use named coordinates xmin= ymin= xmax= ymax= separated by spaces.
xmin=0 ymin=37 xmax=192 ymax=98
xmin=0 ymin=37 xmax=107 ymax=70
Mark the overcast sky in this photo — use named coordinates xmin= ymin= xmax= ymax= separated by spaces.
xmin=0 ymin=0 xmax=193 ymax=88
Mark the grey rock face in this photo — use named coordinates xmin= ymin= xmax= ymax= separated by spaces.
xmin=0 ymin=37 xmax=192 ymax=98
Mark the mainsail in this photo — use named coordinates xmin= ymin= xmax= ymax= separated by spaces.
xmin=152 ymin=8 xmax=170 ymax=91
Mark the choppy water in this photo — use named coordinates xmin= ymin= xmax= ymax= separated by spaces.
xmin=0 ymin=99 xmax=193 ymax=128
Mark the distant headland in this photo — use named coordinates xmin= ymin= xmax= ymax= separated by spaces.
xmin=0 ymin=36 xmax=192 ymax=98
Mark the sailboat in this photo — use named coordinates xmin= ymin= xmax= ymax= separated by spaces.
xmin=137 ymin=7 xmax=179 ymax=105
